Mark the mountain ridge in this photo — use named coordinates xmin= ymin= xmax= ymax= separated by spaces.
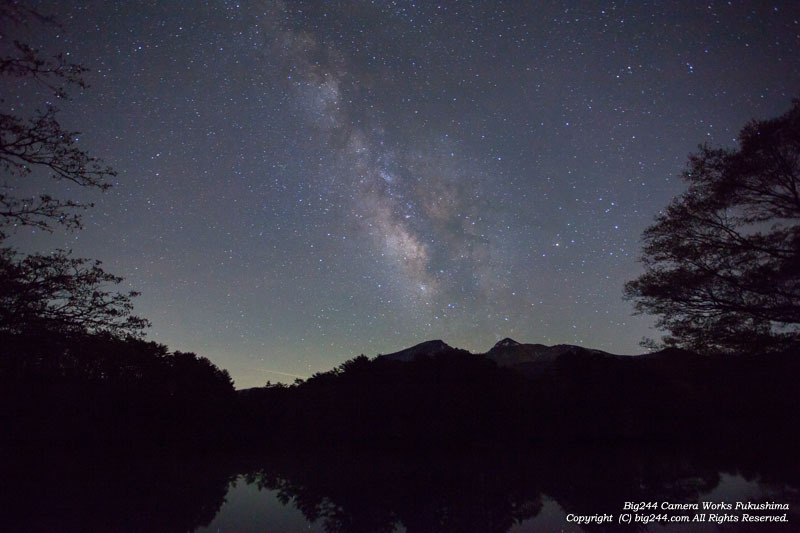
xmin=378 ymin=339 xmax=455 ymax=362
xmin=380 ymin=337 xmax=625 ymax=375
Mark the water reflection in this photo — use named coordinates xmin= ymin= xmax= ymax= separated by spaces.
xmin=1 ymin=443 xmax=235 ymax=532
xmin=3 ymin=442 xmax=797 ymax=532
xmin=198 ymin=476 xmax=327 ymax=533
xmin=205 ymin=443 xmax=800 ymax=533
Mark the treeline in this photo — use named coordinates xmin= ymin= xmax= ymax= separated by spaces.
xmin=236 ymin=350 xmax=525 ymax=451
xmin=233 ymin=345 xmax=800 ymax=452
xmin=2 ymin=332 xmax=798 ymax=452
xmin=2 ymin=332 xmax=799 ymax=531
xmin=0 ymin=331 xmax=236 ymax=449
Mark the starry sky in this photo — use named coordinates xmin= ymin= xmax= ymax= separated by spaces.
xmin=7 ymin=1 xmax=799 ymax=387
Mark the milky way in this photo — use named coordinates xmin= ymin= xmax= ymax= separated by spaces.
xmin=7 ymin=1 xmax=799 ymax=386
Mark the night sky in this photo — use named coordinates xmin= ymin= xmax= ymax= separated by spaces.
xmin=8 ymin=1 xmax=799 ymax=388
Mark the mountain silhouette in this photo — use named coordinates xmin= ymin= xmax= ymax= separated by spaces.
xmin=485 ymin=337 xmax=618 ymax=375
xmin=380 ymin=337 xmax=623 ymax=377
xmin=380 ymin=339 xmax=459 ymax=362
xmin=492 ymin=337 xmax=521 ymax=348
xmin=250 ymin=337 xmax=799 ymax=449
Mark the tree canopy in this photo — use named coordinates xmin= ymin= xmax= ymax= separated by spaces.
xmin=625 ymin=99 xmax=800 ymax=354
xmin=0 ymin=4 xmax=115 ymax=238
xmin=0 ymin=247 xmax=149 ymax=337
xmin=0 ymin=4 xmax=144 ymax=338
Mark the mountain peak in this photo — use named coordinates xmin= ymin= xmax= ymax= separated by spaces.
xmin=418 ymin=339 xmax=449 ymax=349
xmin=381 ymin=339 xmax=453 ymax=362
xmin=493 ymin=337 xmax=520 ymax=349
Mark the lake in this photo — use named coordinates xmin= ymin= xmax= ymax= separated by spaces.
xmin=4 ymin=442 xmax=798 ymax=532
xmin=197 ymin=444 xmax=798 ymax=532
xmin=200 ymin=471 xmax=788 ymax=532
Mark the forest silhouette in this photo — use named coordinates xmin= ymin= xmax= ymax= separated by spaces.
xmin=3 ymin=331 xmax=799 ymax=530
xmin=2 ymin=0 xmax=797 ymax=461
xmin=2 ymin=331 xmax=799 ymax=449
xmin=1 ymin=4 xmax=799 ymax=530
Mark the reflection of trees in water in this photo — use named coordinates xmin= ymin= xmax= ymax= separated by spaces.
xmin=244 ymin=444 xmax=800 ymax=533
xmin=248 ymin=452 xmax=543 ymax=533
xmin=1 ymin=444 xmax=236 ymax=533
xmin=4 ymin=440 xmax=799 ymax=532
xmin=543 ymin=445 xmax=720 ymax=522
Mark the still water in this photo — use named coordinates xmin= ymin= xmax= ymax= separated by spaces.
xmin=199 ymin=476 xmax=584 ymax=532
xmin=4 ymin=443 xmax=798 ymax=532
xmin=199 ymin=472 xmax=792 ymax=532
xmin=197 ymin=446 xmax=799 ymax=532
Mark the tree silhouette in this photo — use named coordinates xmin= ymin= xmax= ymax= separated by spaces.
xmin=0 ymin=4 xmax=145 ymax=339
xmin=0 ymin=4 xmax=115 ymax=238
xmin=0 ymin=247 xmax=149 ymax=337
xmin=625 ymin=99 xmax=800 ymax=354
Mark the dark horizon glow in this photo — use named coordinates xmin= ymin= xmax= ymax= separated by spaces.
xmin=8 ymin=1 xmax=799 ymax=387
